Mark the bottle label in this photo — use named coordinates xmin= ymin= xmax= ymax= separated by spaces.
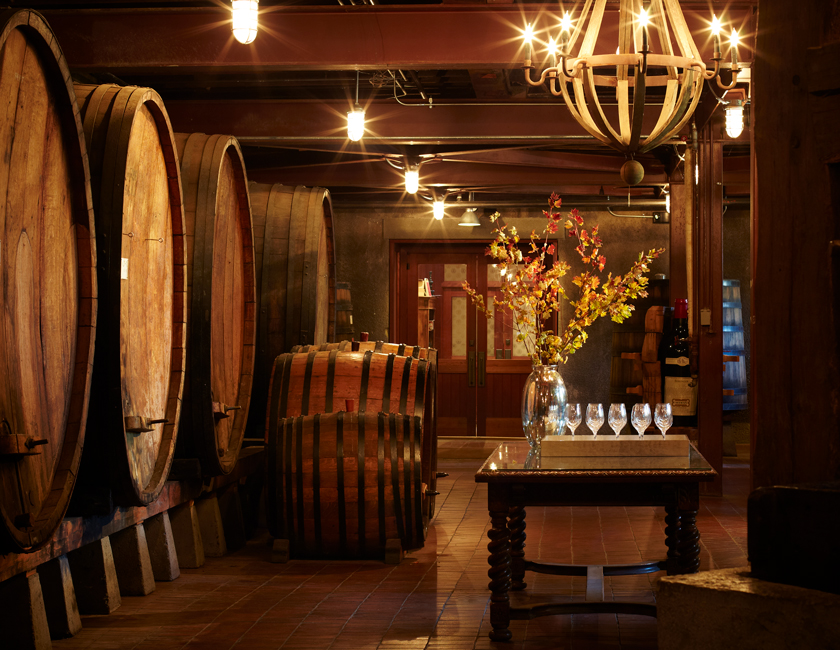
xmin=665 ymin=356 xmax=689 ymax=367
xmin=664 ymin=376 xmax=697 ymax=416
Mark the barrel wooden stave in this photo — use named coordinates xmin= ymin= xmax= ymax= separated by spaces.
xmin=0 ymin=9 xmax=97 ymax=552
xmin=334 ymin=282 xmax=354 ymax=341
xmin=266 ymin=411 xmax=425 ymax=558
xmin=246 ymin=183 xmax=336 ymax=441
xmin=174 ymin=132 xmax=256 ymax=475
xmin=722 ymin=279 xmax=747 ymax=411
xmin=74 ymin=82 xmax=187 ymax=506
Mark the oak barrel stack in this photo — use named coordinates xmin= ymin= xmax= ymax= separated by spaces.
xmin=73 ymin=83 xmax=187 ymax=507
xmin=246 ymin=183 xmax=337 ymax=438
xmin=293 ymin=340 xmax=440 ymax=519
xmin=266 ymin=411 xmax=426 ymax=559
xmin=174 ymin=133 xmax=257 ymax=476
xmin=0 ymin=10 xmax=97 ymax=552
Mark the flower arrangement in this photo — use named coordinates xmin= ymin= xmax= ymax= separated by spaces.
xmin=463 ymin=193 xmax=664 ymax=366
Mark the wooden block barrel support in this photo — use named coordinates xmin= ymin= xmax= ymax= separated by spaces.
xmin=38 ymin=555 xmax=82 ymax=639
xmin=73 ymin=83 xmax=187 ymax=507
xmin=0 ymin=9 xmax=98 ymax=553
xmin=246 ymin=183 xmax=336 ymax=438
xmin=174 ymin=133 xmax=257 ymax=476
xmin=0 ymin=570 xmax=51 ymax=650
xmin=67 ymin=538 xmax=121 ymax=615
xmin=266 ymin=412 xmax=425 ymax=559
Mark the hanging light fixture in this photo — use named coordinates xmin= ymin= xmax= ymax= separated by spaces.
xmin=231 ymin=0 xmax=259 ymax=45
xmin=404 ymin=166 xmax=419 ymax=194
xmin=433 ymin=199 xmax=445 ymax=221
xmin=725 ymin=100 xmax=744 ymax=138
xmin=522 ymin=0 xmax=742 ymax=156
xmin=347 ymin=71 xmax=365 ymax=142
xmin=458 ymin=192 xmax=481 ymax=227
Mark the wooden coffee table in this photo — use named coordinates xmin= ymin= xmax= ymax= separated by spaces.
xmin=475 ymin=440 xmax=717 ymax=642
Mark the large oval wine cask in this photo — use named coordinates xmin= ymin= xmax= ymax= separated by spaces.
xmin=174 ymin=133 xmax=256 ymax=476
xmin=266 ymin=411 xmax=425 ymax=558
xmin=73 ymin=83 xmax=187 ymax=506
xmin=246 ymin=183 xmax=336 ymax=438
xmin=293 ymin=341 xmax=440 ymax=520
xmin=722 ymin=279 xmax=747 ymax=411
xmin=0 ymin=10 xmax=97 ymax=552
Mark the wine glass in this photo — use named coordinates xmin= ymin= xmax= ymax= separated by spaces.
xmin=654 ymin=403 xmax=673 ymax=438
xmin=630 ymin=403 xmax=652 ymax=438
xmin=608 ymin=403 xmax=627 ymax=437
xmin=565 ymin=403 xmax=582 ymax=436
xmin=585 ymin=403 xmax=604 ymax=436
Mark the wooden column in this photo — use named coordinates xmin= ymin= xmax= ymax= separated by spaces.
xmin=753 ymin=0 xmax=840 ymax=488
xmin=695 ymin=123 xmax=724 ymax=495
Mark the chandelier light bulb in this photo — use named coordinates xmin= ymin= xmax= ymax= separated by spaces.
xmin=433 ymin=200 xmax=445 ymax=221
xmin=730 ymin=28 xmax=740 ymax=48
xmin=231 ymin=0 xmax=259 ymax=45
xmin=347 ymin=105 xmax=365 ymax=142
xmin=725 ymin=102 xmax=744 ymax=138
xmin=560 ymin=12 xmax=573 ymax=33
xmin=523 ymin=23 xmax=534 ymax=43
xmin=638 ymin=8 xmax=649 ymax=28
xmin=404 ymin=169 xmax=419 ymax=194
xmin=711 ymin=14 xmax=722 ymax=36
xmin=665 ymin=192 xmax=671 ymax=213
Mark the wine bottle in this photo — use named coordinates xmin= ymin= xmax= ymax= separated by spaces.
xmin=661 ymin=298 xmax=697 ymax=426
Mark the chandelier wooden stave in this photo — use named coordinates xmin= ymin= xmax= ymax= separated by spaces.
xmin=523 ymin=0 xmax=739 ymax=155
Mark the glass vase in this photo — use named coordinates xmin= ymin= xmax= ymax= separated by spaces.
xmin=521 ymin=364 xmax=568 ymax=449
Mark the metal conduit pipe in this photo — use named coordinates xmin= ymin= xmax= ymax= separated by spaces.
xmin=331 ymin=197 xmax=750 ymax=210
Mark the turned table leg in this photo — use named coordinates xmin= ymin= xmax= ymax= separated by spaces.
xmin=664 ymin=484 xmax=701 ymax=575
xmin=508 ymin=505 xmax=527 ymax=591
xmin=487 ymin=509 xmax=512 ymax=642
xmin=677 ymin=509 xmax=701 ymax=574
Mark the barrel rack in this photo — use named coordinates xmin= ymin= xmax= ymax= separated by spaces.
xmin=0 ymin=447 xmax=265 ymax=648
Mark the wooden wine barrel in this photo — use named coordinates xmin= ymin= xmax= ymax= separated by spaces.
xmin=73 ymin=83 xmax=187 ymax=506
xmin=246 ymin=183 xmax=336 ymax=440
xmin=174 ymin=133 xmax=256 ymax=476
xmin=292 ymin=340 xmax=440 ymax=520
xmin=266 ymin=411 xmax=425 ymax=558
xmin=335 ymin=282 xmax=354 ymax=341
xmin=722 ymin=279 xmax=747 ymax=411
xmin=0 ymin=9 xmax=97 ymax=552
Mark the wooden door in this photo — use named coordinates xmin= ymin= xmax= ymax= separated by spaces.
xmin=393 ymin=243 xmax=533 ymax=437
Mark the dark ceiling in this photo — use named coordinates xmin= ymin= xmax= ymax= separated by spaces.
xmin=13 ymin=0 xmax=756 ymax=206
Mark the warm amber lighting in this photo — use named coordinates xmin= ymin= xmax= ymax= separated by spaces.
xmin=523 ymin=23 xmax=534 ymax=43
xmin=730 ymin=28 xmax=740 ymax=48
xmin=711 ymin=14 xmax=722 ymax=36
xmin=433 ymin=200 xmax=445 ymax=220
xmin=347 ymin=106 xmax=365 ymax=142
xmin=232 ymin=0 xmax=258 ymax=45
xmin=725 ymin=102 xmax=744 ymax=138
xmin=638 ymin=8 xmax=649 ymax=28
xmin=404 ymin=169 xmax=419 ymax=194
xmin=559 ymin=12 xmax=573 ymax=33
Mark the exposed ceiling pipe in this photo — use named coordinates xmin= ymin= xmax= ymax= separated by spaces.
xmin=331 ymin=197 xmax=750 ymax=209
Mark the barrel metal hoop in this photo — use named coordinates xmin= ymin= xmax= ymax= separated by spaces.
xmin=336 ymin=412 xmax=347 ymax=554
xmin=397 ymin=344 xmax=406 ymax=356
xmin=399 ymin=357 xmax=412 ymax=414
xmin=389 ymin=413 xmax=406 ymax=544
xmin=357 ymin=414 xmax=366 ymax=556
xmin=383 ymin=354 xmax=395 ymax=413
xmin=414 ymin=360 xmax=427 ymax=418
xmin=377 ymin=414 xmax=387 ymax=548
xmin=279 ymin=354 xmax=292 ymax=419
xmin=413 ymin=415 xmax=424 ymax=543
xmin=359 ymin=351 xmax=372 ymax=413
xmin=302 ymin=352 xmax=316 ymax=415
xmin=312 ymin=413 xmax=322 ymax=556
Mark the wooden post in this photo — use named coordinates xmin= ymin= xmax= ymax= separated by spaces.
xmin=217 ymin=485 xmax=246 ymax=553
xmin=169 ymin=500 xmax=205 ymax=569
xmin=696 ymin=123 xmax=724 ymax=495
xmin=196 ymin=495 xmax=227 ymax=557
xmin=110 ymin=523 xmax=156 ymax=596
xmin=38 ymin=555 xmax=82 ymax=639
xmin=144 ymin=512 xmax=180 ymax=581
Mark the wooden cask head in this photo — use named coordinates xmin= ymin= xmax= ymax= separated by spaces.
xmin=74 ymin=83 xmax=186 ymax=506
xmin=0 ymin=9 xmax=97 ymax=551
xmin=174 ymin=132 xmax=257 ymax=475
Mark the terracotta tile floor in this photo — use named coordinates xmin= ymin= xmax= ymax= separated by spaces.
xmin=54 ymin=453 xmax=749 ymax=650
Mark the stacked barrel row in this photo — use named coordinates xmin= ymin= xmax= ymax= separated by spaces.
xmin=0 ymin=9 xmax=338 ymax=553
xmin=263 ymin=342 xmax=439 ymax=559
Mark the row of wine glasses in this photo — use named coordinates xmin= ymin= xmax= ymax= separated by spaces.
xmin=563 ymin=402 xmax=673 ymax=437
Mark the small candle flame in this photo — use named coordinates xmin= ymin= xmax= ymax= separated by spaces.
xmin=560 ymin=11 xmax=573 ymax=33
xmin=711 ymin=14 xmax=722 ymax=36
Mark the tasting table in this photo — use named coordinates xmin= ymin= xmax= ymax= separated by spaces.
xmin=474 ymin=440 xmax=717 ymax=642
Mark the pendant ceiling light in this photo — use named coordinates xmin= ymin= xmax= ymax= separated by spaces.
xmin=347 ymin=71 xmax=365 ymax=142
xmin=522 ymin=0 xmax=742 ymax=156
xmin=458 ymin=192 xmax=481 ymax=227
xmin=725 ymin=100 xmax=744 ymax=138
xmin=231 ymin=0 xmax=259 ymax=45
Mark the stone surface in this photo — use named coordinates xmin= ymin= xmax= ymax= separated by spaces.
xmin=169 ymin=500 xmax=205 ymax=569
xmin=0 ymin=571 xmax=51 ymax=649
xmin=144 ymin=512 xmax=180 ymax=581
xmin=110 ymin=523 xmax=156 ymax=596
xmin=67 ymin=537 xmax=122 ymax=615
xmin=658 ymin=566 xmax=840 ymax=650
xmin=196 ymin=495 xmax=227 ymax=557
xmin=38 ymin=554 xmax=82 ymax=639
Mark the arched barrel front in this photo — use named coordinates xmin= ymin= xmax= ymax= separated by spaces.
xmin=174 ymin=132 xmax=256 ymax=476
xmin=74 ymin=83 xmax=187 ymax=507
xmin=0 ymin=9 xmax=97 ymax=552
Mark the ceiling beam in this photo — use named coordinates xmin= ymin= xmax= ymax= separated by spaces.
xmin=41 ymin=5 xmax=755 ymax=73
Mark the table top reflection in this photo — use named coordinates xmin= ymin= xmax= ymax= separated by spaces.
xmin=475 ymin=440 xmax=717 ymax=482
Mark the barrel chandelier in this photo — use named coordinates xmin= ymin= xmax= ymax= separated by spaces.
xmin=522 ymin=0 xmax=742 ymax=157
